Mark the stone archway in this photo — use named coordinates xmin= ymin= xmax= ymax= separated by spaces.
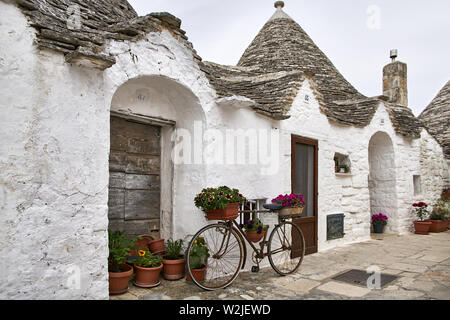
xmin=368 ymin=132 xmax=398 ymax=234
xmin=109 ymin=75 xmax=207 ymax=241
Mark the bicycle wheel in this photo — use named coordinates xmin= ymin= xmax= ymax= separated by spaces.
xmin=268 ymin=221 xmax=305 ymax=276
xmin=186 ymin=223 xmax=244 ymax=291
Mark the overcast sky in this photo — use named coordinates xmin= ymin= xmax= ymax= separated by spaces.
xmin=128 ymin=0 xmax=449 ymax=116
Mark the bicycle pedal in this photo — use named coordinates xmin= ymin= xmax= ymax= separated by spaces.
xmin=251 ymin=266 xmax=260 ymax=273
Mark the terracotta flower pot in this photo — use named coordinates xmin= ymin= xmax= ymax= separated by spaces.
xmin=443 ymin=193 xmax=450 ymax=200
xmin=163 ymin=257 xmax=186 ymax=281
xmin=186 ymin=266 xmax=207 ymax=283
xmin=246 ymin=231 xmax=266 ymax=243
xmin=134 ymin=264 xmax=163 ymax=288
xmin=148 ymin=238 xmax=165 ymax=255
xmin=205 ymin=203 xmax=240 ymax=221
xmin=429 ymin=220 xmax=448 ymax=233
xmin=414 ymin=221 xmax=432 ymax=235
xmin=109 ymin=264 xmax=133 ymax=295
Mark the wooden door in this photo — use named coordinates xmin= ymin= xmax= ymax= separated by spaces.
xmin=291 ymin=135 xmax=318 ymax=255
xmin=108 ymin=116 xmax=161 ymax=237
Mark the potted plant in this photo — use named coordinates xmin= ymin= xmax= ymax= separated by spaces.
xmin=371 ymin=213 xmax=388 ymax=234
xmin=108 ymin=230 xmax=136 ymax=295
xmin=186 ymin=237 xmax=210 ymax=283
xmin=339 ymin=165 xmax=350 ymax=174
xmin=272 ymin=194 xmax=306 ymax=217
xmin=148 ymin=238 xmax=165 ymax=256
xmin=412 ymin=202 xmax=432 ymax=235
xmin=240 ymin=218 xmax=269 ymax=243
xmin=162 ymin=239 xmax=186 ymax=281
xmin=442 ymin=187 xmax=450 ymax=200
xmin=133 ymin=249 xmax=163 ymax=288
xmin=428 ymin=201 xmax=449 ymax=233
xmin=194 ymin=186 xmax=246 ymax=221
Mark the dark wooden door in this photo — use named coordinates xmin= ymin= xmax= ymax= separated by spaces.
xmin=291 ymin=135 xmax=318 ymax=255
xmin=108 ymin=116 xmax=161 ymax=237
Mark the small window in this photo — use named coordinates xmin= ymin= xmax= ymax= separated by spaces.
xmin=413 ymin=175 xmax=422 ymax=196
xmin=334 ymin=153 xmax=351 ymax=174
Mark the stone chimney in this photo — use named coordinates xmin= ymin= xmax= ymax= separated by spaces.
xmin=383 ymin=49 xmax=408 ymax=106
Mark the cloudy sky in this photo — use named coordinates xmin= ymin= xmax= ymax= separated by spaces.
xmin=128 ymin=0 xmax=449 ymax=116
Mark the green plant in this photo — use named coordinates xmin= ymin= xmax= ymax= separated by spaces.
xmin=188 ymin=237 xmax=210 ymax=269
xmin=240 ymin=218 xmax=269 ymax=234
xmin=108 ymin=230 xmax=136 ymax=273
xmin=194 ymin=186 xmax=245 ymax=211
xmin=340 ymin=165 xmax=350 ymax=173
xmin=165 ymin=239 xmax=184 ymax=260
xmin=135 ymin=249 xmax=163 ymax=268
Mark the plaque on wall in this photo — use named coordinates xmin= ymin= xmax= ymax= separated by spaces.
xmin=327 ymin=214 xmax=345 ymax=241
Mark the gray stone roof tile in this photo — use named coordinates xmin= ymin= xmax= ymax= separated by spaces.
xmin=419 ymin=81 xmax=450 ymax=158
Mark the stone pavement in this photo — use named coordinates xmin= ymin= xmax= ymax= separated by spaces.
xmin=110 ymin=231 xmax=450 ymax=300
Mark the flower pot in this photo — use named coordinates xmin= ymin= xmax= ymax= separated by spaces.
xmin=162 ymin=257 xmax=186 ymax=281
xmin=109 ymin=264 xmax=133 ymax=295
xmin=186 ymin=266 xmax=207 ymax=283
xmin=413 ymin=221 xmax=432 ymax=235
xmin=429 ymin=220 xmax=448 ymax=233
xmin=279 ymin=206 xmax=304 ymax=218
xmin=372 ymin=224 xmax=385 ymax=234
xmin=246 ymin=230 xmax=266 ymax=243
xmin=205 ymin=203 xmax=240 ymax=221
xmin=134 ymin=264 xmax=163 ymax=288
xmin=443 ymin=193 xmax=450 ymax=200
xmin=148 ymin=238 xmax=165 ymax=255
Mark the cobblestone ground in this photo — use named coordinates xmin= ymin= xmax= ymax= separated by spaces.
xmin=111 ymin=231 xmax=450 ymax=300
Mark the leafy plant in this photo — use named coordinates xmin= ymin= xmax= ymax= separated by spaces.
xmin=135 ymin=249 xmax=163 ymax=268
xmin=108 ymin=230 xmax=136 ymax=273
xmin=272 ymin=194 xmax=306 ymax=208
xmin=240 ymin=218 xmax=269 ymax=234
xmin=340 ymin=165 xmax=350 ymax=173
xmin=188 ymin=237 xmax=210 ymax=270
xmin=443 ymin=188 xmax=450 ymax=194
xmin=371 ymin=213 xmax=388 ymax=226
xmin=194 ymin=186 xmax=245 ymax=211
xmin=412 ymin=202 xmax=429 ymax=222
xmin=165 ymin=239 xmax=184 ymax=260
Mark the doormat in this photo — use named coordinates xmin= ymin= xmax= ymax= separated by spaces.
xmin=332 ymin=269 xmax=398 ymax=288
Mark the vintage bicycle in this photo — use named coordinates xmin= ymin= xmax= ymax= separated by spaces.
xmin=185 ymin=203 xmax=306 ymax=291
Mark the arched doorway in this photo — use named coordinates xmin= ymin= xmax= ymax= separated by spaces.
xmin=368 ymin=132 xmax=398 ymax=234
xmin=108 ymin=75 xmax=206 ymax=241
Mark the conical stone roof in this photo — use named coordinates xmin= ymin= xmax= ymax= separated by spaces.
xmin=201 ymin=2 xmax=422 ymax=138
xmin=419 ymin=81 xmax=450 ymax=158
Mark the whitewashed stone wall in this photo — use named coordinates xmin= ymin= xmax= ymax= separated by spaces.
xmin=0 ymin=2 xmax=109 ymax=300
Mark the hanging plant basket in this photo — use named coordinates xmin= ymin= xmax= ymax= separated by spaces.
xmin=205 ymin=203 xmax=240 ymax=221
xmin=246 ymin=230 xmax=266 ymax=243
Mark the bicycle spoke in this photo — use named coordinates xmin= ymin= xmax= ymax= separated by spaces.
xmin=268 ymin=221 xmax=305 ymax=275
xmin=187 ymin=224 xmax=244 ymax=290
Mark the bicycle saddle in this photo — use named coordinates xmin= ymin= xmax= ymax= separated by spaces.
xmin=263 ymin=203 xmax=283 ymax=211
